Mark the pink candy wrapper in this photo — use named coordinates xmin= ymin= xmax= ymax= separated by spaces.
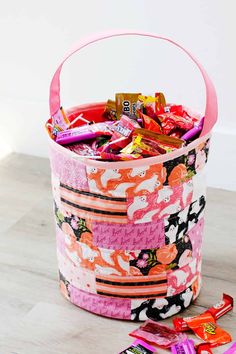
xmin=171 ymin=339 xmax=196 ymax=354
xmin=129 ymin=319 xmax=186 ymax=348
xmin=65 ymin=143 xmax=97 ymax=156
xmin=224 ymin=342 xmax=236 ymax=354
xmin=119 ymin=339 xmax=155 ymax=354
xmin=111 ymin=115 xmax=141 ymax=148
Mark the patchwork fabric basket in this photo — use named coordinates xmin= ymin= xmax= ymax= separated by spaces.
xmin=47 ymin=32 xmax=217 ymax=321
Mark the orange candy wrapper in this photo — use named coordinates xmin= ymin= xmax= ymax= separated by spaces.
xmin=116 ymin=93 xmax=141 ymax=118
xmin=103 ymin=99 xmax=117 ymax=120
xmin=134 ymin=128 xmax=184 ymax=149
xmin=173 ymin=294 xmax=234 ymax=332
xmin=137 ymin=110 xmax=163 ymax=134
xmin=155 ymin=92 xmax=166 ymax=113
xmin=185 ymin=312 xmax=232 ymax=347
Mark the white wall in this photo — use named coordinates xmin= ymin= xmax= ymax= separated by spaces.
xmin=0 ymin=0 xmax=235 ymax=190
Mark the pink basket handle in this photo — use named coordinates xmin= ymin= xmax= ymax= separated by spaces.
xmin=49 ymin=31 xmax=218 ymax=137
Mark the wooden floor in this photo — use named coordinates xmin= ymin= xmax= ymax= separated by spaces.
xmin=0 ymin=153 xmax=235 ymax=354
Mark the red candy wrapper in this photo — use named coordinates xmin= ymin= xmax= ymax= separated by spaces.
xmin=100 ymin=136 xmax=129 ymax=153
xmin=196 ymin=343 xmax=213 ymax=354
xmin=137 ymin=110 xmax=163 ymax=134
xmin=173 ymin=317 xmax=191 ymax=332
xmin=129 ymin=319 xmax=187 ymax=348
xmin=158 ymin=112 xmax=194 ymax=135
xmin=121 ymin=136 xmax=163 ymax=157
xmin=156 ymin=103 xmax=183 ymax=116
xmin=137 ymin=95 xmax=157 ymax=119
xmin=173 ymin=294 xmax=234 ymax=332
xmin=185 ymin=312 xmax=232 ymax=347
xmin=170 ymin=128 xmax=185 ymax=139
xmin=207 ymin=293 xmax=234 ymax=320
xmin=171 ymin=339 xmax=196 ymax=354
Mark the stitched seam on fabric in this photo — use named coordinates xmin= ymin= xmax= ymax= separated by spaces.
xmin=61 ymin=198 xmax=127 ymax=216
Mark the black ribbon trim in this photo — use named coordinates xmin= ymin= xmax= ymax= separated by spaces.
xmin=96 ymin=278 xmax=167 ymax=286
xmin=60 ymin=183 xmax=126 ymax=202
xmin=97 ymin=291 xmax=167 ymax=299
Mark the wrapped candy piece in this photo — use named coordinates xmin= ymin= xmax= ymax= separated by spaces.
xmin=173 ymin=294 xmax=234 ymax=332
xmin=207 ymin=294 xmax=234 ymax=320
xmin=56 ymin=121 xmax=114 ymax=145
xmin=173 ymin=317 xmax=191 ymax=332
xmin=196 ymin=343 xmax=213 ymax=354
xmin=138 ymin=95 xmax=157 ymax=107
xmin=99 ymin=136 xmax=129 ymax=153
xmin=156 ymin=104 xmax=184 ymax=116
xmin=137 ymin=95 xmax=157 ymax=118
xmin=134 ymin=128 xmax=184 ymax=149
xmin=185 ymin=312 xmax=232 ymax=347
xmin=52 ymin=107 xmax=70 ymax=132
xmin=116 ymin=93 xmax=141 ymax=118
xmin=65 ymin=143 xmax=98 ymax=156
xmin=129 ymin=319 xmax=187 ymax=348
xmin=155 ymin=92 xmax=166 ymax=113
xmin=137 ymin=110 xmax=163 ymax=134
xmin=92 ymin=136 xmax=111 ymax=150
xmin=158 ymin=112 xmax=194 ymax=135
xmin=121 ymin=135 xmax=163 ymax=157
xmin=181 ymin=118 xmax=204 ymax=141
xmin=103 ymin=99 xmax=117 ymax=120
xmin=223 ymin=342 xmax=236 ymax=353
xmin=119 ymin=339 xmax=155 ymax=354
xmin=170 ymin=128 xmax=185 ymax=139
xmin=121 ymin=132 xmax=182 ymax=157
xmin=171 ymin=339 xmax=196 ymax=354
xmin=110 ymin=115 xmax=141 ymax=148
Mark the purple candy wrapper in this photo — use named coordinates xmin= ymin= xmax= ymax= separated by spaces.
xmin=56 ymin=121 xmax=114 ymax=145
xmin=224 ymin=342 xmax=236 ymax=354
xmin=171 ymin=339 xmax=196 ymax=354
xmin=119 ymin=339 xmax=155 ymax=354
xmin=181 ymin=117 xmax=204 ymax=141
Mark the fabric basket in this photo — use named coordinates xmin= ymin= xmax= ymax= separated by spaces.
xmin=47 ymin=31 xmax=217 ymax=321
